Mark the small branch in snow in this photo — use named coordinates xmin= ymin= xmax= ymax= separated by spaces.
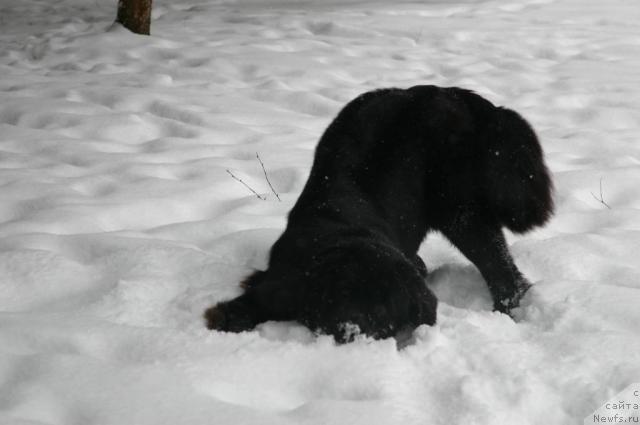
xmin=590 ymin=177 xmax=611 ymax=209
xmin=256 ymin=152 xmax=281 ymax=202
xmin=226 ymin=169 xmax=266 ymax=200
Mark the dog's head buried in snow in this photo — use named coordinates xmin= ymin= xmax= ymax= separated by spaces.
xmin=205 ymin=85 xmax=553 ymax=343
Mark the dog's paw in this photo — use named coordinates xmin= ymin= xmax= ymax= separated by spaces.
xmin=204 ymin=305 xmax=227 ymax=330
xmin=204 ymin=299 xmax=260 ymax=333
xmin=494 ymin=280 xmax=532 ymax=316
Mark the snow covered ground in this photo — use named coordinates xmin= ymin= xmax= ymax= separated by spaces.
xmin=1 ymin=0 xmax=639 ymax=423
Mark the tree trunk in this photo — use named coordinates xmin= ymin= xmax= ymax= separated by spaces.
xmin=116 ymin=0 xmax=152 ymax=35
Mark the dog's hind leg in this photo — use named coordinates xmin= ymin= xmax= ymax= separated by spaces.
xmin=205 ymin=277 xmax=299 ymax=333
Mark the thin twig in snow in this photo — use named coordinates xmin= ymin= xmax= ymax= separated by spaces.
xmin=226 ymin=169 xmax=266 ymax=200
xmin=590 ymin=177 xmax=611 ymax=209
xmin=256 ymin=152 xmax=281 ymax=202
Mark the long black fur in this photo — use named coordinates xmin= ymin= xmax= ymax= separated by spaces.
xmin=205 ymin=85 xmax=553 ymax=342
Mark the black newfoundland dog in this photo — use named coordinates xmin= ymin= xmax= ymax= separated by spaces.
xmin=205 ymin=85 xmax=553 ymax=342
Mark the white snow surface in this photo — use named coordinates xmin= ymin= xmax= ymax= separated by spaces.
xmin=1 ymin=0 xmax=640 ymax=424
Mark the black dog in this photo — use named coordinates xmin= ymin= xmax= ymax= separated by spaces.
xmin=205 ymin=85 xmax=553 ymax=342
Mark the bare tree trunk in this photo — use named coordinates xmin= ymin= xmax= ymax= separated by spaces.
xmin=116 ymin=0 xmax=152 ymax=35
